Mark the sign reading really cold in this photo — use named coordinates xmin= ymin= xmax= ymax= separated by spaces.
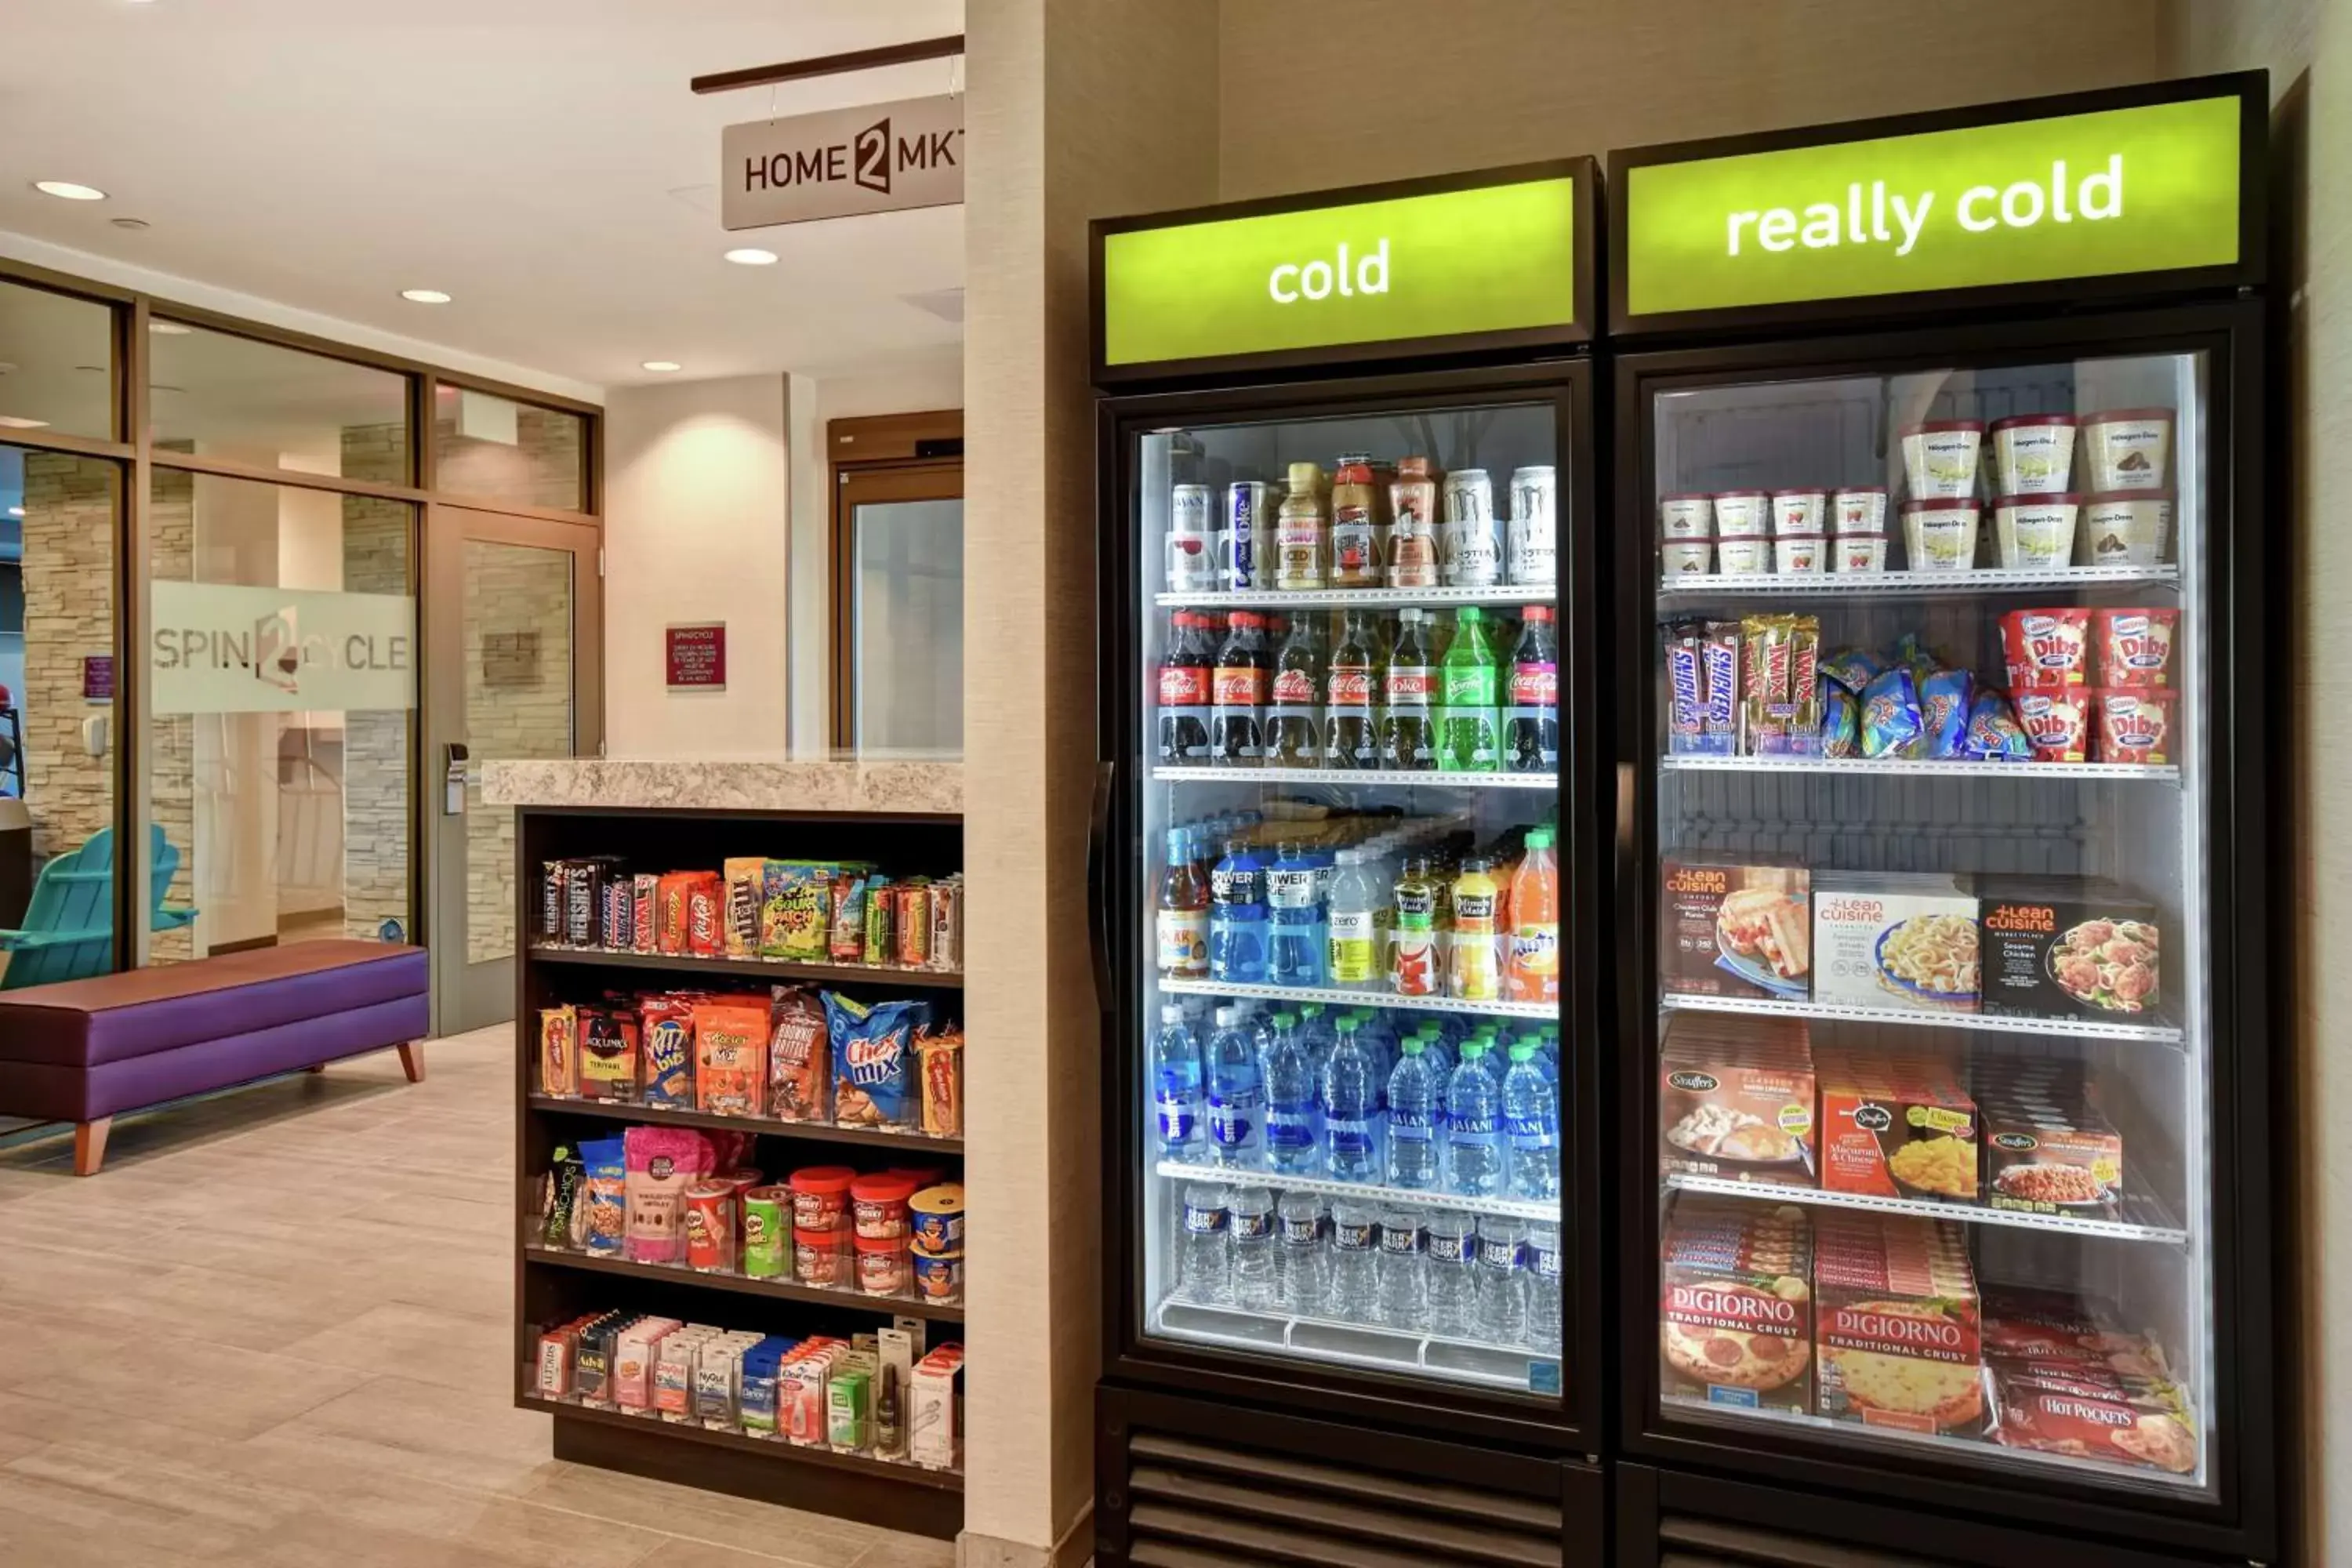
xmin=1623 ymin=94 xmax=2241 ymax=318
xmin=1101 ymin=176 xmax=1580 ymax=368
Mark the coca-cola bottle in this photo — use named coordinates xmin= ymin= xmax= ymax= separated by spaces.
xmin=1208 ymin=611 xmax=1268 ymax=767
xmin=1504 ymin=605 xmax=1560 ymax=774
xmin=1265 ymin=615 xmax=1324 ymax=767
xmin=1378 ymin=608 xmax=1438 ymax=771
xmin=1327 ymin=608 xmax=1378 ymax=769
xmin=1157 ymin=611 xmax=1211 ymax=764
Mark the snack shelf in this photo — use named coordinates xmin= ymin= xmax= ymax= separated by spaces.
xmin=1152 ymin=765 xmax=1558 ymax=791
xmin=1660 ymin=991 xmax=2183 ymax=1046
xmin=517 ymin=1394 xmax=964 ymax=1489
xmin=1153 ymin=583 xmax=1556 ymax=610
xmin=1151 ymin=1298 xmax=1559 ymax=1395
xmin=1661 ymin=755 xmax=2180 ymax=782
xmin=524 ymin=1243 xmax=964 ymax=1322
xmin=527 ymin=946 xmax=964 ymax=990
xmin=527 ymin=1094 xmax=964 ymax=1155
xmin=1663 ymin=1172 xmax=2187 ymax=1244
xmin=1159 ymin=975 xmax=1557 ymax=1022
xmin=1154 ymin=1159 xmax=1558 ymax=1223
xmin=1657 ymin=564 xmax=2180 ymax=598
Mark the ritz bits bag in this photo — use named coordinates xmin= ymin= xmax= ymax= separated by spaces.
xmin=826 ymin=992 xmax=927 ymax=1129
xmin=768 ymin=985 xmax=831 ymax=1122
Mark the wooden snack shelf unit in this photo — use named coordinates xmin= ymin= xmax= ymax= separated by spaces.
xmin=512 ymin=803 xmax=965 ymax=1541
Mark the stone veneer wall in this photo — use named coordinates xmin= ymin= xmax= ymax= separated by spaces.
xmin=18 ymin=454 xmax=115 ymax=865
xmin=339 ymin=423 xmax=415 ymax=942
xmin=437 ymin=403 xmax=583 ymax=511
xmin=461 ymin=539 xmax=573 ymax=962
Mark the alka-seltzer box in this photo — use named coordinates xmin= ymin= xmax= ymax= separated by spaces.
xmin=909 ymin=1347 xmax=964 ymax=1470
xmin=1657 ymin=1012 xmax=1816 ymax=1185
xmin=1814 ymin=1214 xmax=1985 ymax=1436
xmin=1976 ymin=876 xmax=2163 ymax=1024
xmin=1658 ymin=1199 xmax=1813 ymax=1417
xmin=1660 ymin=861 xmax=1811 ymax=1001
xmin=1812 ymin=873 xmax=1980 ymax=1014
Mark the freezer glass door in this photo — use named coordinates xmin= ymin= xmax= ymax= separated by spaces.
xmin=1642 ymin=349 xmax=2216 ymax=1494
xmin=1134 ymin=396 xmax=1568 ymax=1402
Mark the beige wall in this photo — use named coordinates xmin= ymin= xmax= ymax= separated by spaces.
xmin=1218 ymin=0 xmax=2180 ymax=199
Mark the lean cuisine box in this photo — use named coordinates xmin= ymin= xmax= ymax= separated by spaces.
xmin=1660 ymin=862 xmax=1810 ymax=1001
xmin=1976 ymin=877 xmax=2162 ymax=1022
xmin=1812 ymin=873 xmax=1980 ymax=1014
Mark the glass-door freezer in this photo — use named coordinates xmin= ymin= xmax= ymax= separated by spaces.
xmin=1099 ymin=365 xmax=1599 ymax=1444
xmin=1614 ymin=304 xmax=2276 ymax=1550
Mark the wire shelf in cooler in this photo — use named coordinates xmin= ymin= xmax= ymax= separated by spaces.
xmin=1154 ymin=584 xmax=1556 ymax=611
xmin=1152 ymin=765 xmax=1557 ymax=790
xmin=1656 ymin=564 xmax=2180 ymax=598
xmin=1160 ymin=975 xmax=1557 ymax=1022
xmin=1155 ymin=1159 xmax=1559 ymax=1223
xmin=1152 ymin=1298 xmax=1560 ymax=1395
xmin=1660 ymin=755 xmax=2180 ymax=783
xmin=1660 ymin=990 xmax=2184 ymax=1046
xmin=1662 ymin=1172 xmax=2187 ymax=1244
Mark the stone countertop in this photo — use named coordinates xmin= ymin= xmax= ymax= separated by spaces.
xmin=481 ymin=757 xmax=961 ymax=815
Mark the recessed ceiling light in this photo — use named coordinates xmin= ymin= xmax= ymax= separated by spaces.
xmin=149 ymin=321 xmax=191 ymax=335
xmin=0 ymin=416 xmax=52 ymax=430
xmin=109 ymin=217 xmax=149 ymax=231
xmin=723 ymin=248 xmax=778 ymax=266
xmin=33 ymin=181 xmax=106 ymax=201
xmin=641 ymin=361 xmax=682 ymax=372
xmin=400 ymin=289 xmax=452 ymax=304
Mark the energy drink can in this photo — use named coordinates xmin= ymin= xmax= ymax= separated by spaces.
xmin=1442 ymin=468 xmax=1501 ymax=586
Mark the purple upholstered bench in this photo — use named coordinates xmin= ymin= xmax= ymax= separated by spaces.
xmin=0 ymin=938 xmax=429 ymax=1174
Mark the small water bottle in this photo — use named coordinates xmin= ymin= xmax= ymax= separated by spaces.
xmin=1177 ymin=1183 xmax=1230 ymax=1305
xmin=1501 ymin=1041 xmax=1560 ymax=1201
xmin=1472 ymin=1219 xmax=1527 ymax=1345
xmin=1524 ymin=1222 xmax=1563 ymax=1355
xmin=1385 ymin=1037 xmax=1442 ymax=1190
xmin=1228 ymin=1184 xmax=1278 ymax=1311
xmin=1423 ymin=1210 xmax=1477 ymax=1337
xmin=1274 ymin=1190 xmax=1327 ymax=1316
xmin=1262 ymin=1014 xmax=1320 ymax=1177
xmin=1322 ymin=1019 xmax=1385 ymax=1183
xmin=1445 ymin=1040 xmax=1502 ymax=1198
xmin=1152 ymin=1004 xmax=1204 ymax=1159
xmin=1206 ymin=1007 xmax=1265 ymax=1171
xmin=1327 ymin=1198 xmax=1381 ymax=1323
xmin=1374 ymin=1205 xmax=1427 ymax=1332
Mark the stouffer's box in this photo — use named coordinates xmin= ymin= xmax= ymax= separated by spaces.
xmin=1658 ymin=1198 xmax=1813 ymax=1417
xmin=1658 ymin=1013 xmax=1816 ymax=1186
xmin=1815 ymin=1048 xmax=1979 ymax=1203
xmin=1976 ymin=877 xmax=2163 ymax=1023
xmin=1660 ymin=861 xmax=1810 ymax=1001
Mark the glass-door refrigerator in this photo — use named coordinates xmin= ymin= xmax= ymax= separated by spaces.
xmin=1605 ymin=77 xmax=2281 ymax=1566
xmin=1088 ymin=163 xmax=1606 ymax=1566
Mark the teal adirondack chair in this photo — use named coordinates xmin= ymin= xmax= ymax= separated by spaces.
xmin=0 ymin=826 xmax=197 ymax=989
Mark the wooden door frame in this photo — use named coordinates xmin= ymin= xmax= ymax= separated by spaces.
xmin=826 ymin=409 xmax=962 ymax=749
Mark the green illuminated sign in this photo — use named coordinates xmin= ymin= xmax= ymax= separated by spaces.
xmin=1102 ymin=177 xmax=1578 ymax=366
xmin=1624 ymin=96 xmax=2241 ymax=317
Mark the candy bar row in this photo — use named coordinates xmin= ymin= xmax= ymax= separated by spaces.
xmin=538 ymin=855 xmax=963 ymax=971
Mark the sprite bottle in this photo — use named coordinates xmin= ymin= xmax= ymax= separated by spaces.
xmin=1437 ymin=607 xmax=1500 ymax=771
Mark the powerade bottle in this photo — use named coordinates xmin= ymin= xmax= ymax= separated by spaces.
xmin=1266 ymin=842 xmax=1327 ymax=988
xmin=1322 ymin=1018 xmax=1384 ymax=1183
xmin=1445 ymin=1039 xmax=1502 ymax=1198
xmin=1262 ymin=1013 xmax=1319 ymax=1177
xmin=1206 ymin=1007 xmax=1265 ymax=1171
xmin=1383 ymin=1036 xmax=1441 ymax=1191
xmin=1501 ymin=1041 xmax=1560 ymax=1201
xmin=1209 ymin=840 xmax=1268 ymax=984
xmin=1152 ymin=1004 xmax=1204 ymax=1159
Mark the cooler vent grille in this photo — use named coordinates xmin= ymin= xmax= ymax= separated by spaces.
xmin=1660 ymin=1512 xmax=1953 ymax=1568
xmin=1122 ymin=1429 xmax=1560 ymax=1568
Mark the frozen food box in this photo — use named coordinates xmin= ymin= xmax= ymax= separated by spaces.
xmin=1658 ymin=1013 xmax=1817 ymax=1185
xmin=1812 ymin=873 xmax=1980 ymax=1014
xmin=1813 ymin=1214 xmax=1984 ymax=1436
xmin=1661 ymin=861 xmax=1810 ymax=1001
xmin=1976 ymin=1060 xmax=2123 ymax=1214
xmin=1816 ymin=1047 xmax=1979 ymax=1203
xmin=1976 ymin=877 xmax=2162 ymax=1022
xmin=1658 ymin=1197 xmax=1813 ymax=1417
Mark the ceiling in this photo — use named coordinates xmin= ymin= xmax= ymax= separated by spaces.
xmin=0 ymin=0 xmax=967 ymax=398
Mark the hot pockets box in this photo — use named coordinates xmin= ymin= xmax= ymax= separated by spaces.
xmin=1661 ymin=861 xmax=1810 ymax=1001
xmin=1976 ymin=877 xmax=2162 ymax=1022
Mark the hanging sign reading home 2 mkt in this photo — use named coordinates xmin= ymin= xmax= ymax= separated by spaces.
xmin=1101 ymin=176 xmax=1580 ymax=368
xmin=1623 ymin=94 xmax=2241 ymax=318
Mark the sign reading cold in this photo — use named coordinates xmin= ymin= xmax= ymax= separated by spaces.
xmin=1101 ymin=176 xmax=1578 ymax=367
xmin=1624 ymin=95 xmax=2241 ymax=317
xmin=150 ymin=579 xmax=416 ymax=715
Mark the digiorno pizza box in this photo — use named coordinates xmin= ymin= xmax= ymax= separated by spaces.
xmin=1659 ymin=1198 xmax=1813 ymax=1417
xmin=1813 ymin=1214 xmax=1985 ymax=1436
xmin=1661 ymin=862 xmax=1811 ymax=1001
xmin=1975 ymin=875 xmax=2163 ymax=1024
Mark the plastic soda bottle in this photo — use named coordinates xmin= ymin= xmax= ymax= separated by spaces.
xmin=1206 ymin=1007 xmax=1265 ymax=1171
xmin=1437 ymin=607 xmax=1501 ymax=771
xmin=1158 ymin=612 xmax=1212 ymax=764
xmin=1448 ymin=855 xmax=1503 ymax=1002
xmin=1265 ymin=843 xmax=1327 ymax=987
xmin=1208 ymin=612 xmax=1268 ymax=767
xmin=1261 ymin=1013 xmax=1319 ymax=1177
xmin=1325 ymin=848 xmax=1382 ymax=986
xmin=1445 ymin=1039 xmax=1502 ymax=1197
xmin=1384 ymin=1036 xmax=1442 ymax=1190
xmin=1501 ymin=1040 xmax=1560 ymax=1201
xmin=1228 ymin=1184 xmax=1278 ymax=1311
xmin=1208 ymin=839 xmax=1268 ymax=984
xmin=1507 ymin=827 xmax=1562 ymax=1003
xmin=1178 ymin=1183 xmax=1229 ymax=1305
xmin=1265 ymin=615 xmax=1324 ymax=766
xmin=1156 ymin=827 xmax=1209 ymax=979
xmin=1504 ymin=605 xmax=1560 ymax=773
xmin=1378 ymin=609 xmax=1437 ymax=771
xmin=1326 ymin=609 xmax=1380 ymax=769
xmin=1321 ymin=1018 xmax=1384 ymax=1183
xmin=1152 ymin=1003 xmax=1204 ymax=1158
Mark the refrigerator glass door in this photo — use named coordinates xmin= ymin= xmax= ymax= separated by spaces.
xmin=1642 ymin=349 xmax=2215 ymax=1494
xmin=1134 ymin=397 xmax=1566 ymax=1402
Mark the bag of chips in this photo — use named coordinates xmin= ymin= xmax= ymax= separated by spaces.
xmin=693 ymin=996 xmax=770 ymax=1116
xmin=1820 ymin=646 xmax=1886 ymax=695
xmin=579 ymin=1135 xmax=628 ymax=1254
xmin=1820 ymin=679 xmax=1861 ymax=758
xmin=578 ymin=1007 xmax=639 ymax=1101
xmin=826 ymin=992 xmax=927 ymax=1128
xmin=639 ymin=995 xmax=696 ymax=1107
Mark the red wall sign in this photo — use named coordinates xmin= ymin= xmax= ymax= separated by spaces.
xmin=665 ymin=622 xmax=727 ymax=690
xmin=82 ymin=655 xmax=114 ymax=703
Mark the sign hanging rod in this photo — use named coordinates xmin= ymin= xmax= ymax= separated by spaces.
xmin=691 ymin=35 xmax=965 ymax=96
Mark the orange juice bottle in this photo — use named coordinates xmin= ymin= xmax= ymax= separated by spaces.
xmin=1506 ymin=827 xmax=1561 ymax=1002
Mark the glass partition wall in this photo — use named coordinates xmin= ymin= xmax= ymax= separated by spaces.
xmin=0 ymin=260 xmax=599 ymax=994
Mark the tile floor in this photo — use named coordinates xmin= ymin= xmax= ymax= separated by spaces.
xmin=0 ymin=1025 xmax=958 ymax=1568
